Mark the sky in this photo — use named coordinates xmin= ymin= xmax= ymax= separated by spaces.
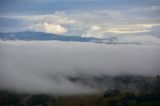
xmin=0 ymin=0 xmax=160 ymax=38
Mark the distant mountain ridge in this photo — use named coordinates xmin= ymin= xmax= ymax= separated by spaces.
xmin=0 ymin=31 xmax=97 ymax=41
xmin=0 ymin=31 xmax=117 ymax=43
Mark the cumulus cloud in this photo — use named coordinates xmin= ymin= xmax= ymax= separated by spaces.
xmin=29 ymin=22 xmax=68 ymax=34
xmin=91 ymin=25 xmax=101 ymax=31
xmin=42 ymin=23 xmax=68 ymax=34
xmin=0 ymin=41 xmax=160 ymax=94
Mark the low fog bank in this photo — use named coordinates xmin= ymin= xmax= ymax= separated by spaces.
xmin=0 ymin=41 xmax=160 ymax=95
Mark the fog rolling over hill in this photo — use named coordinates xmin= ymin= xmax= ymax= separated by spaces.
xmin=1 ymin=31 xmax=160 ymax=44
xmin=0 ymin=41 xmax=160 ymax=95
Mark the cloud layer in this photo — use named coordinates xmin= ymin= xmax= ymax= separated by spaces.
xmin=0 ymin=0 xmax=160 ymax=38
xmin=0 ymin=9 xmax=160 ymax=38
xmin=0 ymin=41 xmax=160 ymax=94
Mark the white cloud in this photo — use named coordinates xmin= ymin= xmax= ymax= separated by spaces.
xmin=1 ymin=10 xmax=160 ymax=38
xmin=29 ymin=23 xmax=68 ymax=34
xmin=13 ymin=11 xmax=76 ymax=25
xmin=82 ymin=24 xmax=159 ymax=38
xmin=91 ymin=25 xmax=101 ymax=31
xmin=43 ymin=23 xmax=68 ymax=34
xmin=0 ymin=41 xmax=160 ymax=94
xmin=81 ymin=25 xmax=103 ymax=38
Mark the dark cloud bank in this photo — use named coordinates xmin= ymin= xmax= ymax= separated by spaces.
xmin=0 ymin=41 xmax=160 ymax=95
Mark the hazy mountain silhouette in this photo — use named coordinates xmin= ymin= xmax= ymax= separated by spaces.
xmin=0 ymin=31 xmax=118 ymax=43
